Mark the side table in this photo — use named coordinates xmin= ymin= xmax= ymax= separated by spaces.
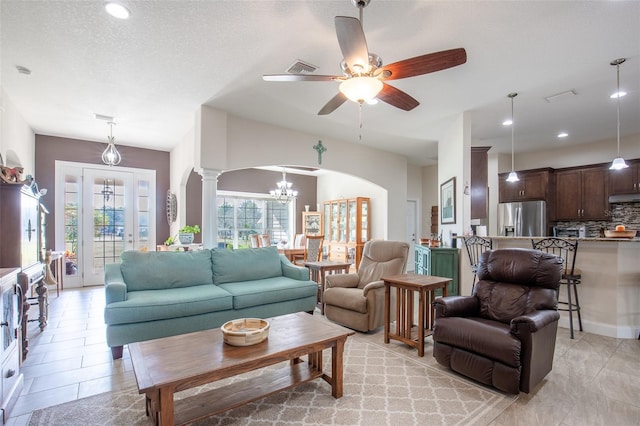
xmin=304 ymin=260 xmax=351 ymax=314
xmin=382 ymin=273 xmax=451 ymax=357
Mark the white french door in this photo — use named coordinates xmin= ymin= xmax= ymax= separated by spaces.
xmin=56 ymin=162 xmax=156 ymax=287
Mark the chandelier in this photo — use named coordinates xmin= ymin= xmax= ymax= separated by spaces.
xmin=270 ymin=169 xmax=298 ymax=204
xmin=102 ymin=121 xmax=122 ymax=166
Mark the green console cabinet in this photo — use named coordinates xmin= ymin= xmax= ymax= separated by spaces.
xmin=414 ymin=245 xmax=460 ymax=296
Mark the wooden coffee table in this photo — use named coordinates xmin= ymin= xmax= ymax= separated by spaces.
xmin=129 ymin=312 xmax=354 ymax=426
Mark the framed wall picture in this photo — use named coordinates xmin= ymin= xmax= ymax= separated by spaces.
xmin=440 ymin=177 xmax=456 ymax=224
xmin=302 ymin=212 xmax=323 ymax=236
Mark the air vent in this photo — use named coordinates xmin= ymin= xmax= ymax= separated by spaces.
xmin=287 ymin=60 xmax=318 ymax=74
xmin=544 ymin=90 xmax=577 ymax=103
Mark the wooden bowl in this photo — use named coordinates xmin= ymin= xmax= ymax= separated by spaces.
xmin=604 ymin=230 xmax=637 ymax=239
xmin=221 ymin=318 xmax=270 ymax=346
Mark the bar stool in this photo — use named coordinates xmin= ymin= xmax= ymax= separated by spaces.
xmin=531 ymin=237 xmax=582 ymax=339
xmin=462 ymin=235 xmax=493 ymax=294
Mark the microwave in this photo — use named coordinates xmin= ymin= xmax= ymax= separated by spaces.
xmin=553 ymin=226 xmax=586 ymax=238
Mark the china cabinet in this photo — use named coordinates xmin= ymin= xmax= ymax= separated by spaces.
xmin=302 ymin=212 xmax=323 ymax=236
xmin=322 ymin=197 xmax=370 ymax=269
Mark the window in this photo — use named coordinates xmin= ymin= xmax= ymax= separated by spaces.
xmin=217 ymin=192 xmax=294 ymax=249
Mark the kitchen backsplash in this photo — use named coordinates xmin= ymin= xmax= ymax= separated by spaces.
xmin=554 ymin=202 xmax=640 ymax=237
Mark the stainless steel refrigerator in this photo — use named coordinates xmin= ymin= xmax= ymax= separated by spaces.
xmin=498 ymin=201 xmax=547 ymax=237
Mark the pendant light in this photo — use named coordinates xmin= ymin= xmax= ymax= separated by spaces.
xmin=506 ymin=92 xmax=519 ymax=182
xmin=102 ymin=121 xmax=122 ymax=166
xmin=609 ymin=58 xmax=629 ymax=170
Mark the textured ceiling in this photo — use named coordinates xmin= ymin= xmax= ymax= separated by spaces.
xmin=1 ymin=1 xmax=639 ymax=166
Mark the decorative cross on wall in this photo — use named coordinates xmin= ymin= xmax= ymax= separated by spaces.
xmin=313 ymin=140 xmax=327 ymax=165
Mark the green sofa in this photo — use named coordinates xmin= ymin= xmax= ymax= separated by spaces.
xmin=104 ymin=247 xmax=318 ymax=359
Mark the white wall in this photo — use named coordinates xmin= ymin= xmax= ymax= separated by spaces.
xmin=0 ymin=87 xmax=35 ymax=174
xmin=436 ymin=112 xmax=471 ymax=246
xmin=180 ymin=109 xmax=409 ymax=242
xmin=421 ymin=165 xmax=438 ymax=238
xmin=170 ymin=126 xmax=196 ymax=237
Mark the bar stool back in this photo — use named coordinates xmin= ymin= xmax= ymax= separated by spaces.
xmin=463 ymin=236 xmax=493 ymax=293
xmin=531 ymin=237 xmax=582 ymax=338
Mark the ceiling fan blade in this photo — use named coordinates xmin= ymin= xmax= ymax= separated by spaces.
xmin=378 ymin=48 xmax=467 ymax=81
xmin=376 ymin=83 xmax=419 ymax=111
xmin=335 ymin=16 xmax=369 ymax=73
xmin=318 ymin=92 xmax=348 ymax=115
xmin=263 ymin=74 xmax=342 ymax=82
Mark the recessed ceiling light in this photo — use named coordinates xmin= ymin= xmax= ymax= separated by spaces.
xmin=94 ymin=113 xmax=114 ymax=121
xmin=105 ymin=2 xmax=130 ymax=19
xmin=366 ymin=99 xmax=379 ymax=105
xmin=610 ymin=91 xmax=627 ymax=99
xmin=502 ymin=119 xmax=513 ymax=126
xmin=557 ymin=132 xmax=569 ymax=138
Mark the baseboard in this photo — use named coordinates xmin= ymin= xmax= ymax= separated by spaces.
xmin=557 ymin=316 xmax=639 ymax=339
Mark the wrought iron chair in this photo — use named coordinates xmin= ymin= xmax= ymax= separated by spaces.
xmin=463 ymin=235 xmax=493 ymax=293
xmin=531 ymin=237 xmax=582 ymax=339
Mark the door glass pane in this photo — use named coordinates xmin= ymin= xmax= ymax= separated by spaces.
xmin=63 ymin=175 xmax=79 ymax=276
xmin=91 ymin=178 xmax=125 ymax=273
xmin=137 ymin=179 xmax=150 ymax=250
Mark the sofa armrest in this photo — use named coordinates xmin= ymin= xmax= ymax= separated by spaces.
xmin=433 ymin=296 xmax=479 ymax=318
xmin=280 ymin=257 xmax=310 ymax=281
xmin=325 ymin=273 xmax=359 ymax=289
xmin=104 ymin=263 xmax=127 ymax=304
xmin=362 ymin=280 xmax=384 ymax=296
xmin=511 ymin=310 xmax=560 ymax=334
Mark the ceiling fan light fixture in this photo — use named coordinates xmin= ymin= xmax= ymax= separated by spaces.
xmin=339 ymin=76 xmax=383 ymax=103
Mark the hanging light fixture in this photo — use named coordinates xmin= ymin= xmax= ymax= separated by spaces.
xmin=270 ymin=169 xmax=298 ymax=204
xmin=506 ymin=92 xmax=519 ymax=182
xmin=609 ymin=58 xmax=629 ymax=170
xmin=102 ymin=121 xmax=122 ymax=166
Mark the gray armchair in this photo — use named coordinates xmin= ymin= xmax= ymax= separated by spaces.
xmin=323 ymin=240 xmax=409 ymax=332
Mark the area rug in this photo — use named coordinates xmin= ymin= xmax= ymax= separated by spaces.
xmin=28 ymin=336 xmax=516 ymax=426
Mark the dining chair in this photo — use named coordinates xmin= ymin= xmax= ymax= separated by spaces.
xmin=292 ymin=234 xmax=306 ymax=265
xmin=259 ymin=234 xmax=271 ymax=247
xmin=304 ymin=235 xmax=324 ymax=262
xmin=249 ymin=234 xmax=261 ymax=248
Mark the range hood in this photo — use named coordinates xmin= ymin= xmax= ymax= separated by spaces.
xmin=609 ymin=193 xmax=640 ymax=203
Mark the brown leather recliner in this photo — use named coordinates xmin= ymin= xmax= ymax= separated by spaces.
xmin=432 ymin=248 xmax=562 ymax=394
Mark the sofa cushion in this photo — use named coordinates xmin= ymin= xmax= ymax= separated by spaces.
xmin=120 ymin=250 xmax=213 ymax=291
xmin=104 ymin=284 xmax=232 ymax=325
xmin=217 ymin=277 xmax=317 ymax=309
xmin=433 ymin=316 xmax=522 ymax=368
xmin=211 ymin=247 xmax=282 ymax=284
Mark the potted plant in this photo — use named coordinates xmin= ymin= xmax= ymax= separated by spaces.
xmin=178 ymin=225 xmax=200 ymax=244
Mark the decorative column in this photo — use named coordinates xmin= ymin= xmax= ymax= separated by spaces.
xmin=198 ymin=168 xmax=222 ymax=249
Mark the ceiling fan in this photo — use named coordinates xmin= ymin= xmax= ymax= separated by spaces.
xmin=263 ymin=0 xmax=467 ymax=115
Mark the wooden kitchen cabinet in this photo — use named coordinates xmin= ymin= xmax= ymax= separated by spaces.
xmin=609 ymin=159 xmax=640 ymax=195
xmin=498 ymin=168 xmax=553 ymax=203
xmin=471 ymin=147 xmax=490 ymax=219
xmin=556 ymin=166 xmax=609 ymax=220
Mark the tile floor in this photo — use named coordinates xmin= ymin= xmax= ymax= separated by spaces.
xmin=5 ymin=287 xmax=640 ymax=426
